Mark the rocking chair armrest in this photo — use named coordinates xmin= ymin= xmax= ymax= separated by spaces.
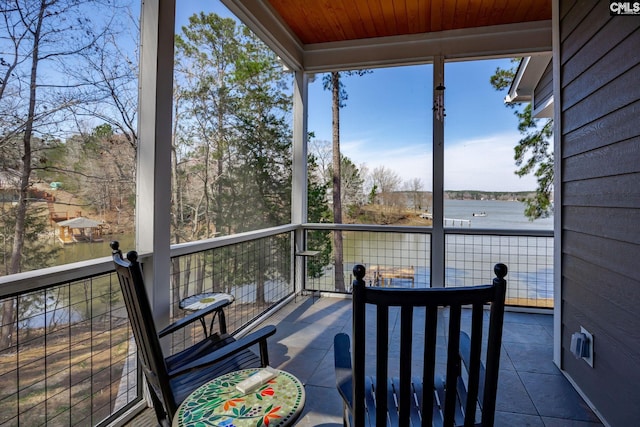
xmin=158 ymin=299 xmax=232 ymax=338
xmin=168 ymin=325 xmax=277 ymax=377
xmin=334 ymin=333 xmax=353 ymax=408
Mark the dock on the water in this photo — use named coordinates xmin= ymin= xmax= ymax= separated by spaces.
xmin=369 ymin=265 xmax=415 ymax=287
xmin=444 ymin=217 xmax=471 ymax=227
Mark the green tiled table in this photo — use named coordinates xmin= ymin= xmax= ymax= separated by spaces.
xmin=173 ymin=368 xmax=305 ymax=427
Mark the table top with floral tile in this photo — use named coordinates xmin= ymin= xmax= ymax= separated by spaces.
xmin=179 ymin=292 xmax=235 ymax=337
xmin=179 ymin=292 xmax=235 ymax=312
xmin=172 ymin=368 xmax=305 ymax=427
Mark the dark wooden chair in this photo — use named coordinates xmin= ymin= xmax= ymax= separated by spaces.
xmin=334 ymin=263 xmax=507 ymax=427
xmin=110 ymin=241 xmax=276 ymax=426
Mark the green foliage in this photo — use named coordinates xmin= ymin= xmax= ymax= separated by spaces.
xmin=489 ymin=58 xmax=521 ymax=92
xmin=0 ymin=204 xmax=59 ymax=275
xmin=92 ymin=124 xmax=114 ymax=139
xmin=490 ymin=60 xmax=554 ymax=220
xmin=174 ymin=13 xmax=293 ymax=240
xmin=307 ymin=155 xmax=331 ymax=223
xmin=368 ymin=184 xmax=378 ymax=205
xmin=173 ymin=13 xmax=295 ymax=297
xmin=32 ymin=139 xmax=69 ymax=185
xmin=444 ymin=190 xmax=532 ymax=201
xmin=306 ymin=154 xmax=332 ymax=278
xmin=322 ymin=70 xmax=373 ymax=108
xmin=309 ymin=140 xmax=363 ymax=203
xmin=327 ymin=155 xmax=365 ymax=209
xmin=513 ymin=104 xmax=554 ymax=219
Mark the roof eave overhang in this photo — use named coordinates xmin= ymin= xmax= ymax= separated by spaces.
xmin=221 ymin=0 xmax=551 ymax=73
xmin=221 ymin=0 xmax=305 ymax=71
xmin=505 ymin=53 xmax=553 ymax=103
xmin=533 ymin=96 xmax=554 ymax=118
xmin=303 ymin=20 xmax=552 ymax=73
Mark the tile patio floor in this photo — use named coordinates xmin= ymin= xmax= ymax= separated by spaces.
xmin=129 ymin=295 xmax=604 ymax=426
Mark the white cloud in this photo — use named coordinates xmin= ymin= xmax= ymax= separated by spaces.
xmin=444 ymin=132 xmax=536 ymax=191
xmin=340 ymin=131 xmax=538 ymax=192
xmin=341 ymin=139 xmax=432 ymax=188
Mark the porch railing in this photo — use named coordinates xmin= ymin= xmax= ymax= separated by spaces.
xmin=300 ymin=224 xmax=553 ymax=308
xmin=0 ymin=225 xmax=297 ymax=427
xmin=0 ymin=223 xmax=552 ymax=426
xmin=0 ymin=260 xmax=141 ymax=427
xmin=166 ymin=226 xmax=295 ymax=354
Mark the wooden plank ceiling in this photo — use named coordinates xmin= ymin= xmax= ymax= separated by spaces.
xmin=267 ymin=0 xmax=552 ymax=45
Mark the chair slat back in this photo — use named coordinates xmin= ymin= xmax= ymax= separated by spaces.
xmin=111 ymin=243 xmax=176 ymax=412
xmin=351 ymin=263 xmax=507 ymax=427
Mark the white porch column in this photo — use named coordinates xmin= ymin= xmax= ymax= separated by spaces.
xmin=291 ymin=70 xmax=309 ymax=225
xmin=291 ymin=71 xmax=309 ymax=294
xmin=552 ymin=0 xmax=562 ymax=367
xmin=431 ymin=56 xmax=445 ymax=288
xmin=136 ymin=0 xmax=175 ymax=330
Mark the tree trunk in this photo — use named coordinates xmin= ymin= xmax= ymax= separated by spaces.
xmin=331 ymin=72 xmax=345 ymax=292
xmin=171 ymin=96 xmax=183 ymax=244
xmin=0 ymin=1 xmax=45 ymax=350
xmin=256 ymin=249 xmax=266 ymax=305
xmin=171 ymin=257 xmax=182 ymax=316
xmin=185 ymin=256 xmax=193 ymax=297
xmin=195 ymin=256 xmax=203 ymax=295
xmin=214 ymin=69 xmax=226 ymax=236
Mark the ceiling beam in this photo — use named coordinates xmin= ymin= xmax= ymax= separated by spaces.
xmin=222 ymin=1 xmax=550 ymax=73
xmin=303 ymin=20 xmax=552 ymax=72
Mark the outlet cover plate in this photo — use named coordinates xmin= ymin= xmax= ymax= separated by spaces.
xmin=580 ymin=326 xmax=594 ymax=367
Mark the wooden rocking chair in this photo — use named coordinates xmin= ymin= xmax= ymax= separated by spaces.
xmin=111 ymin=241 xmax=276 ymax=426
xmin=334 ymin=263 xmax=507 ymax=426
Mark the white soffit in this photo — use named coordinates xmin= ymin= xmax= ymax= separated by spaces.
xmin=505 ymin=53 xmax=552 ymax=103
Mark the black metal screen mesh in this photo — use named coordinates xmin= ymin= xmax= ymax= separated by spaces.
xmin=168 ymin=232 xmax=293 ymax=353
xmin=0 ymin=273 xmax=139 ymax=426
xmin=446 ymin=233 xmax=554 ymax=307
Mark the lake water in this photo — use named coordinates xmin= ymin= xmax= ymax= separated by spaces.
xmin=49 ymin=200 xmax=550 ymax=268
xmin=444 ymin=199 xmax=553 ymax=230
xmin=48 ymin=232 xmax=135 ymax=266
xmin=334 ymin=200 xmax=554 ymax=306
xmin=47 ymin=201 xmax=553 ymax=306
xmin=435 ymin=200 xmax=553 ymax=304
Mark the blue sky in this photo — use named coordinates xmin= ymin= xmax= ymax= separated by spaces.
xmin=177 ymin=1 xmax=537 ymax=193
xmin=306 ymin=61 xmax=534 ymax=192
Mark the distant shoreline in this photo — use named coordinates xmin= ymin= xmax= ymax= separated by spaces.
xmin=444 ymin=190 xmax=535 ymax=201
xmin=391 ymin=190 xmax=537 ymax=207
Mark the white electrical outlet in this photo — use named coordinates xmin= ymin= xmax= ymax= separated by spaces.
xmin=580 ymin=326 xmax=594 ymax=368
